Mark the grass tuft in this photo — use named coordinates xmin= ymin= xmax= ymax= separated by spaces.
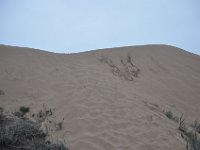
xmin=19 ymin=106 xmax=30 ymax=114
xmin=165 ymin=111 xmax=173 ymax=119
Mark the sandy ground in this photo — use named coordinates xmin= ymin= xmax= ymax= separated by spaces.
xmin=0 ymin=44 xmax=200 ymax=150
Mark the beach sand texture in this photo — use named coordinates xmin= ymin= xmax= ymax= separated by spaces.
xmin=0 ymin=44 xmax=200 ymax=150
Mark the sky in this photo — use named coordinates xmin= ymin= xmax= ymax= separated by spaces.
xmin=0 ymin=0 xmax=200 ymax=55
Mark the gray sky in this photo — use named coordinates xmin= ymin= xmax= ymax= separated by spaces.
xmin=0 ymin=0 xmax=200 ymax=55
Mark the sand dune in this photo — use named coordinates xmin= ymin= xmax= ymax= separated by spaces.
xmin=0 ymin=44 xmax=200 ymax=150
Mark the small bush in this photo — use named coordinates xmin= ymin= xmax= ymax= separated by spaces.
xmin=165 ymin=111 xmax=173 ymax=119
xmin=186 ymin=132 xmax=200 ymax=150
xmin=19 ymin=106 xmax=29 ymax=114
xmin=164 ymin=110 xmax=179 ymax=122
xmin=191 ymin=120 xmax=200 ymax=134
xmin=0 ymin=90 xmax=4 ymax=95
xmin=57 ymin=122 xmax=63 ymax=130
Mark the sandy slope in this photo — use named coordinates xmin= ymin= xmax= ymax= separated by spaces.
xmin=0 ymin=44 xmax=200 ymax=150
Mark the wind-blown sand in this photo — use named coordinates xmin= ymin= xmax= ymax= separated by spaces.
xmin=0 ymin=44 xmax=200 ymax=150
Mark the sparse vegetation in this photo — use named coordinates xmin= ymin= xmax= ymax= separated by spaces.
xmin=99 ymin=54 xmax=140 ymax=81
xmin=172 ymin=114 xmax=200 ymax=150
xmin=19 ymin=106 xmax=30 ymax=114
xmin=191 ymin=120 xmax=200 ymax=134
xmin=162 ymin=110 xmax=200 ymax=149
xmin=36 ymin=104 xmax=53 ymax=123
xmin=164 ymin=110 xmax=178 ymax=122
xmin=0 ymin=107 xmax=4 ymax=122
xmin=165 ymin=111 xmax=173 ymax=119
xmin=57 ymin=122 xmax=63 ymax=130
xmin=179 ymin=114 xmax=186 ymax=133
xmin=0 ymin=89 xmax=4 ymax=95
xmin=0 ymin=107 xmax=68 ymax=150
xmin=185 ymin=120 xmax=200 ymax=150
xmin=186 ymin=132 xmax=200 ymax=150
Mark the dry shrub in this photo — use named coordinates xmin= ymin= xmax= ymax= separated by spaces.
xmin=0 ymin=108 xmax=68 ymax=150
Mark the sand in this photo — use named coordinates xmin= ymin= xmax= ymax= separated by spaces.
xmin=0 ymin=44 xmax=200 ymax=150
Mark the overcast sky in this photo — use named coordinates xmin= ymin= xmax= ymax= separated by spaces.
xmin=0 ymin=0 xmax=200 ymax=55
